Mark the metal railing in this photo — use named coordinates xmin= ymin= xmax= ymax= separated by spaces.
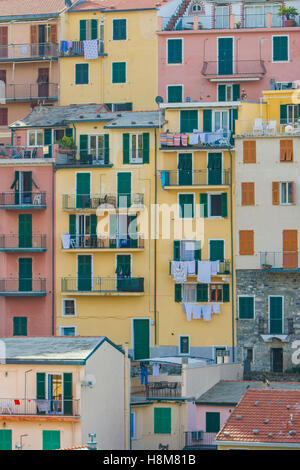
xmin=202 ymin=60 xmax=266 ymax=77
xmin=260 ymin=252 xmax=300 ymax=270
xmin=60 ymin=40 xmax=105 ymax=56
xmin=0 ymin=279 xmax=46 ymax=294
xmin=131 ymin=380 xmax=182 ymax=398
xmin=169 ymin=259 xmax=231 ymax=275
xmin=62 ymin=193 xmax=144 ymax=210
xmin=0 ymin=192 xmax=46 ymax=208
xmin=161 ymin=169 xmax=230 ymax=186
xmin=0 ymin=146 xmax=44 ymax=159
xmin=56 ymin=150 xmax=110 ymax=166
xmin=0 ymin=43 xmax=58 ymax=60
xmin=0 ymin=234 xmax=46 ymax=250
xmin=62 ymin=233 xmax=144 ymax=250
xmin=4 ymin=83 xmax=58 ymax=101
xmin=61 ymin=277 xmax=144 ymax=293
xmin=160 ymin=130 xmax=231 ymax=148
xmin=0 ymin=398 xmax=79 ymax=416
xmin=184 ymin=431 xmax=217 ymax=449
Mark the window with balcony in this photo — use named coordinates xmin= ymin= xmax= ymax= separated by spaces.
xmin=215 ymin=5 xmax=229 ymax=29
xmin=28 ymin=130 xmax=43 ymax=146
xmin=183 ymin=284 xmax=197 ymax=303
xmin=244 ymin=4 xmax=281 ymax=28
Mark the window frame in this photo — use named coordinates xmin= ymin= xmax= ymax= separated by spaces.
xmin=280 ymin=181 xmax=293 ymax=205
xmin=178 ymin=192 xmax=195 ymax=219
xmin=112 ymin=61 xmax=126 ymax=84
xmin=238 ymin=295 xmax=255 ymax=320
xmin=112 ymin=18 xmax=127 ymax=41
xmin=272 ymin=35 xmax=289 ymax=63
xmin=268 ymin=295 xmax=284 ymax=335
xmin=179 ymin=335 xmax=190 ymax=355
xmin=27 ymin=130 xmax=43 ymax=147
xmin=75 ymin=63 xmax=89 ymax=85
xmin=167 ymin=38 xmax=183 ymax=65
xmin=62 ymin=298 xmax=76 ymax=317
xmin=210 ymin=283 xmax=223 ymax=303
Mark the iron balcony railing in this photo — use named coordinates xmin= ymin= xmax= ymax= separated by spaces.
xmin=0 ymin=192 xmax=47 ymax=208
xmin=62 ymin=193 xmax=144 ymax=210
xmin=0 ymin=43 xmax=59 ymax=60
xmin=260 ymin=252 xmax=300 ymax=271
xmin=169 ymin=260 xmax=231 ymax=275
xmin=160 ymin=169 xmax=230 ymax=186
xmin=0 ymin=279 xmax=46 ymax=295
xmin=201 ymin=60 xmax=266 ymax=77
xmin=62 ymin=233 xmax=144 ymax=250
xmin=0 ymin=146 xmax=44 ymax=159
xmin=56 ymin=150 xmax=110 ymax=167
xmin=60 ymin=39 xmax=105 ymax=57
xmin=0 ymin=234 xmax=46 ymax=251
xmin=4 ymin=83 xmax=58 ymax=101
xmin=0 ymin=398 xmax=79 ymax=416
xmin=61 ymin=277 xmax=144 ymax=294
xmin=131 ymin=380 xmax=182 ymax=398
xmin=184 ymin=431 xmax=217 ymax=449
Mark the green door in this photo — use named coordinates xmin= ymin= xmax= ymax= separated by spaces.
xmin=133 ymin=319 xmax=150 ymax=360
xmin=206 ymin=412 xmax=220 ymax=432
xmin=42 ymin=430 xmax=60 ymax=450
xmin=77 ymin=255 xmax=92 ymax=291
xmin=269 ymin=297 xmax=283 ymax=334
xmin=0 ymin=430 xmax=12 ymax=450
xmin=218 ymin=37 xmax=233 ymax=75
xmin=19 ymin=258 xmax=32 ymax=292
xmin=63 ymin=373 xmax=73 ymax=416
xmin=76 ymin=173 xmax=90 ymax=209
xmin=117 ymin=172 xmax=131 ymax=208
xmin=44 ymin=129 xmax=52 ymax=158
xmin=178 ymin=154 xmax=193 ymax=185
xmin=210 ymin=240 xmax=224 ymax=262
xmin=116 ymin=254 xmax=131 ymax=291
xmin=208 ymin=153 xmax=222 ymax=185
xmin=19 ymin=214 xmax=32 ymax=248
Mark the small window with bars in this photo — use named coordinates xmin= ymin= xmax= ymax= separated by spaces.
xmin=62 ymin=299 xmax=76 ymax=316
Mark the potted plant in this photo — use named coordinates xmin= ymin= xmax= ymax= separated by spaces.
xmin=57 ymin=136 xmax=77 ymax=163
xmin=262 ymin=264 xmax=272 ymax=271
xmin=235 ymin=20 xmax=241 ymax=29
xmin=278 ymin=6 xmax=298 ymax=27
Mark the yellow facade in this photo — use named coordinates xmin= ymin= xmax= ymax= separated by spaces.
xmin=59 ymin=8 xmax=158 ymax=110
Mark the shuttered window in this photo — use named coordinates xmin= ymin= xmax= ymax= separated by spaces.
xmin=167 ymin=38 xmax=182 ymax=64
xmin=112 ymin=62 xmax=126 ymax=83
xmin=179 ymin=194 xmax=194 ymax=218
xmin=269 ymin=297 xmax=283 ymax=334
xmin=209 ymin=240 xmax=224 ymax=262
xmin=272 ymin=182 xmax=280 ymax=205
xmin=175 ymin=284 xmax=182 ymax=302
xmin=154 ymin=408 xmax=171 ymax=434
xmin=206 ymin=412 xmax=220 ymax=433
xmin=80 ymin=19 xmax=98 ymax=40
xmin=243 ymin=141 xmax=256 ymax=163
xmin=0 ymin=430 xmax=12 ymax=450
xmin=280 ymin=140 xmax=293 ymax=162
xmin=75 ymin=64 xmax=89 ymax=85
xmin=241 ymin=182 xmax=255 ymax=206
xmin=13 ymin=317 xmax=27 ymax=336
xmin=273 ymin=36 xmax=288 ymax=62
xmin=167 ymin=85 xmax=183 ymax=103
xmin=113 ymin=19 xmax=127 ymax=40
xmin=239 ymin=230 xmax=254 ymax=255
xmin=239 ymin=297 xmax=254 ymax=319
xmin=42 ymin=431 xmax=61 ymax=450
xmin=197 ymin=284 xmax=208 ymax=302
xmin=180 ymin=110 xmax=198 ymax=133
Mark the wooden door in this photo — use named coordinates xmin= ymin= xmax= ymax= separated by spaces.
xmin=38 ymin=68 xmax=49 ymax=98
xmin=283 ymin=230 xmax=298 ymax=269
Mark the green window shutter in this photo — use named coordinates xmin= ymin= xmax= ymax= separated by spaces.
xmin=19 ymin=258 xmax=32 ymax=292
xmin=36 ymin=373 xmax=46 ymax=399
xmin=154 ymin=408 xmax=171 ymax=434
xmin=197 ymin=284 xmax=208 ymax=302
xmin=79 ymin=20 xmax=87 ymax=41
xmin=90 ymin=214 xmax=97 ymax=237
xmin=75 ymin=64 xmax=89 ymax=85
xmin=232 ymin=84 xmax=240 ymax=101
xmin=91 ymin=19 xmax=98 ymax=39
xmin=221 ymin=193 xmax=227 ymax=218
xmin=123 ymin=134 xmax=130 ymax=164
xmin=273 ymin=36 xmax=288 ymax=61
xmin=65 ymin=128 xmax=73 ymax=138
xmin=239 ymin=297 xmax=254 ymax=319
xmin=76 ymin=173 xmax=90 ymax=208
xmin=0 ymin=430 xmax=12 ymax=450
xmin=112 ymin=62 xmax=126 ymax=83
xmin=142 ymin=133 xmax=150 ymax=164
xmin=206 ymin=412 xmax=220 ymax=433
xmin=173 ymin=240 xmax=181 ymax=261
xmin=180 ymin=110 xmax=198 ymax=133
xmin=175 ymin=284 xmax=182 ymax=302
xmin=104 ymin=134 xmax=109 ymax=164
xmin=229 ymin=108 xmax=238 ymax=134
xmin=167 ymin=38 xmax=182 ymax=64
xmin=78 ymin=255 xmax=92 ymax=291
xmin=113 ymin=19 xmax=127 ymax=40
xmin=63 ymin=373 xmax=73 ymax=415
xmin=203 ymin=110 xmax=212 ymax=132
xmin=13 ymin=317 xmax=27 ymax=336
xmin=179 ymin=194 xmax=194 ymax=218
xmin=69 ymin=214 xmax=76 ymax=243
xmin=133 ymin=319 xmax=150 ymax=360
xmin=218 ymin=85 xmax=226 ymax=102
xmin=194 ymin=240 xmax=201 ymax=261
xmin=117 ymin=172 xmax=131 ymax=208
xmin=117 ymin=254 xmax=131 ymax=276
xmin=79 ymin=134 xmax=88 ymax=161
xmin=168 ymin=85 xmax=183 ymax=103
xmin=19 ymin=214 xmax=32 ymax=248
xmin=129 ymin=214 xmax=138 ymax=248
xmin=43 ymin=431 xmax=61 ymax=450
xmin=280 ymin=104 xmax=287 ymax=124
xmin=44 ymin=129 xmax=52 ymax=158
xmin=223 ymin=284 xmax=230 ymax=302
xmin=200 ymin=193 xmax=208 ymax=218
xmin=210 ymin=240 xmax=224 ymax=261
xmin=270 ymin=297 xmax=283 ymax=334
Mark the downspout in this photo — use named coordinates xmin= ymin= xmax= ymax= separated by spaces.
xmin=124 ymin=343 xmax=129 ymax=450
xmin=228 ymin=147 xmax=235 ymax=362
xmin=154 ymin=128 xmax=158 ymax=346
xmin=52 ymin=162 xmax=55 ymax=336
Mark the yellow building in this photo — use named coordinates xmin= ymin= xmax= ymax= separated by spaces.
xmin=59 ymin=0 xmax=165 ymax=110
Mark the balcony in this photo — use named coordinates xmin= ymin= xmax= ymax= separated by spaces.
xmin=160 ymin=169 xmax=230 ymax=188
xmin=60 ymin=40 xmax=105 ymax=57
xmin=56 ymin=150 xmax=112 ymax=168
xmin=0 ymin=398 xmax=79 ymax=417
xmin=0 ymin=192 xmax=47 ymax=210
xmin=0 ymin=279 xmax=46 ymax=296
xmin=160 ymin=130 xmax=231 ymax=150
xmin=0 ymin=43 xmax=58 ymax=62
xmin=131 ymin=362 xmax=183 ymax=399
xmin=61 ymin=277 xmax=144 ymax=295
xmin=0 ymin=146 xmax=46 ymax=160
xmin=260 ymin=252 xmax=300 ymax=273
xmin=201 ymin=60 xmax=266 ymax=81
xmin=4 ymin=83 xmax=58 ymax=102
xmin=169 ymin=260 xmax=231 ymax=276
xmin=61 ymin=233 xmax=144 ymax=251
xmin=0 ymin=234 xmax=46 ymax=252
xmin=62 ymin=193 xmax=144 ymax=211
xmin=184 ymin=431 xmax=217 ymax=450
xmin=235 ymin=119 xmax=300 ymax=137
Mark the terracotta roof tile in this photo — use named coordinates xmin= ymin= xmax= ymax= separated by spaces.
xmin=0 ymin=0 xmax=73 ymax=17
xmin=217 ymin=389 xmax=300 ymax=444
xmin=70 ymin=0 xmax=172 ymax=12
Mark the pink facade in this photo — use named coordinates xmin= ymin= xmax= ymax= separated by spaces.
xmin=187 ymin=402 xmax=232 ymax=431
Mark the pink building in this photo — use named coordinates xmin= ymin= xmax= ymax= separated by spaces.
xmin=158 ymin=0 xmax=300 ymax=103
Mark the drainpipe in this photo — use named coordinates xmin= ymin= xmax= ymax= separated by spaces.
xmin=228 ymin=147 xmax=235 ymax=362
xmin=52 ymin=162 xmax=55 ymax=336
xmin=154 ymin=128 xmax=158 ymax=345
xmin=124 ymin=342 xmax=129 ymax=450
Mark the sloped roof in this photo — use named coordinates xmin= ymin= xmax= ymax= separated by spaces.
xmin=104 ymin=110 xmax=164 ymax=128
xmin=0 ymin=0 xmax=73 ymax=18
xmin=70 ymin=0 xmax=172 ymax=12
xmin=216 ymin=389 xmax=300 ymax=445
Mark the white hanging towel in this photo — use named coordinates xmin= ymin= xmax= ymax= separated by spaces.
xmin=186 ymin=260 xmax=196 ymax=275
xmin=197 ymin=261 xmax=211 ymax=283
xmin=61 ymin=233 xmax=71 ymax=249
xmin=192 ymin=305 xmax=202 ymax=320
xmin=188 ymin=133 xmax=199 ymax=145
xmin=211 ymin=260 xmax=220 ymax=276
xmin=171 ymin=261 xmax=187 ymax=283
xmin=84 ymin=39 xmax=99 ymax=59
xmin=212 ymin=303 xmax=221 ymax=314
xmin=152 ymin=363 xmax=160 ymax=377
xmin=202 ymin=305 xmax=213 ymax=322
xmin=185 ymin=304 xmax=193 ymax=322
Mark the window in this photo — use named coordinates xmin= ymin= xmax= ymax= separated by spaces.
xmin=107 ymin=102 xmax=132 ymax=112
xmin=244 ymin=348 xmax=253 ymax=363
xmin=213 ymin=110 xmax=229 ymax=131
xmin=112 ymin=62 xmax=126 ymax=83
xmin=210 ymin=284 xmax=223 ymax=302
xmin=60 ymin=326 xmax=77 ymax=336
xmin=241 ymin=182 xmax=255 ymax=206
xmin=206 ymin=412 xmax=220 ymax=433
xmin=183 ymin=284 xmax=197 ymax=303
xmin=0 ymin=108 xmax=7 ymax=125
xmin=269 ymin=296 xmax=283 ymax=334
xmin=192 ymin=3 xmax=202 ymax=13
xmin=273 ymin=36 xmax=289 ymax=62
xmin=79 ymin=19 xmax=98 ymax=40
xmin=88 ymin=134 xmax=107 ymax=163
xmin=167 ymin=38 xmax=183 ymax=64
xmin=113 ymin=19 xmax=126 ymax=40
xmin=280 ymin=140 xmax=293 ymax=162
xmin=42 ymin=431 xmax=61 ymax=450
xmin=180 ymin=110 xmax=198 ymax=133
xmin=244 ymin=4 xmax=281 ymax=28
xmin=215 ymin=347 xmax=227 ymax=363
xmin=179 ymin=335 xmax=190 ymax=355
xmin=243 ymin=141 xmax=256 ymax=163
xmin=0 ymin=430 xmax=12 ymax=450
xmin=154 ymin=408 xmax=171 ymax=434
xmin=287 ymin=104 xmax=298 ymax=124
xmin=239 ymin=296 xmax=254 ymax=319
xmin=167 ymin=85 xmax=183 ymax=103
xmin=28 ymin=130 xmax=43 ymax=146
xmin=218 ymin=84 xmax=240 ymax=102
xmin=13 ymin=317 xmax=27 ymax=336
xmin=200 ymin=193 xmax=227 ymax=218
xmin=131 ymin=412 xmax=136 ymax=440
xmin=179 ymin=193 xmax=194 ymax=218
xmin=280 ymin=182 xmax=294 ymax=205
xmin=210 ymin=194 xmax=222 ymax=217
xmin=75 ymin=63 xmax=89 ymax=85
xmin=209 ymin=240 xmax=224 ymax=262
xmin=215 ymin=5 xmax=229 ymax=28
xmin=239 ymin=230 xmax=254 ymax=255
xmin=62 ymin=299 xmax=76 ymax=316
xmin=130 ymin=134 xmax=143 ymax=163
xmin=181 ymin=240 xmax=198 ymax=262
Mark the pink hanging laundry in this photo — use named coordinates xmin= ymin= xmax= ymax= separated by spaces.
xmin=174 ymin=134 xmax=181 ymax=146
xmin=181 ymin=134 xmax=188 ymax=146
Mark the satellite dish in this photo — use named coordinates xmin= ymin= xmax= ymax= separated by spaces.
xmin=155 ymin=96 xmax=164 ymax=105
xmin=285 ymin=125 xmax=294 ymax=134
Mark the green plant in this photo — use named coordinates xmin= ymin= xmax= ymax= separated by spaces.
xmin=278 ymin=6 xmax=298 ymax=20
xmin=58 ymin=136 xmax=76 ymax=149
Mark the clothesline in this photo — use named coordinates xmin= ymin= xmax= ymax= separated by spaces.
xmin=170 ymin=260 xmax=221 ymax=283
xmin=182 ymin=303 xmax=221 ymax=322
xmin=160 ymin=129 xmax=231 ymax=147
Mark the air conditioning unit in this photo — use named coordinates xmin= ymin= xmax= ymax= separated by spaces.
xmin=276 ymin=82 xmax=296 ymax=90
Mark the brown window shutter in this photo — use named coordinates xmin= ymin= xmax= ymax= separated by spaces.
xmin=239 ymin=230 xmax=254 ymax=255
xmin=50 ymin=25 xmax=57 ymax=44
xmin=0 ymin=27 xmax=8 ymax=46
xmin=291 ymin=182 xmax=295 ymax=203
xmin=30 ymin=25 xmax=38 ymax=44
xmin=272 ymin=182 xmax=280 ymax=205
xmin=0 ymin=108 xmax=8 ymax=125
xmin=280 ymin=140 xmax=293 ymax=162
xmin=241 ymin=182 xmax=255 ymax=206
xmin=243 ymin=141 xmax=256 ymax=163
